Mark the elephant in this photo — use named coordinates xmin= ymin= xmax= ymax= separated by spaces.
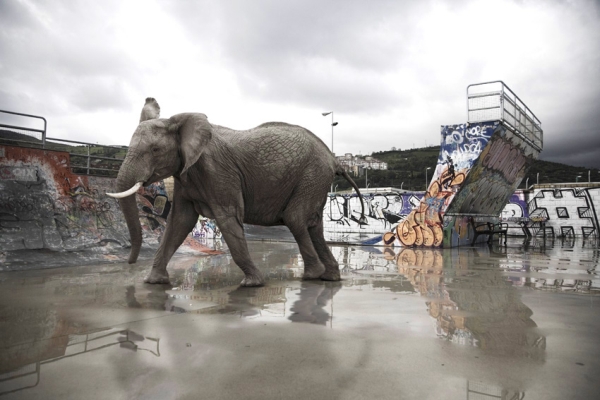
xmin=108 ymin=98 xmax=366 ymax=286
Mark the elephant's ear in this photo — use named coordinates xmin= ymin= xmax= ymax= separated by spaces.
xmin=140 ymin=97 xmax=160 ymax=122
xmin=170 ymin=113 xmax=212 ymax=181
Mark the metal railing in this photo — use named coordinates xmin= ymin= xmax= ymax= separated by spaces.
xmin=46 ymin=137 xmax=127 ymax=177
xmin=0 ymin=109 xmax=126 ymax=177
xmin=0 ymin=109 xmax=47 ymax=145
xmin=0 ymin=329 xmax=159 ymax=396
xmin=467 ymin=81 xmax=543 ymax=152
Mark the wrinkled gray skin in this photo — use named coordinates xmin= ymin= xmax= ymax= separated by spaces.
xmin=113 ymin=98 xmax=365 ymax=286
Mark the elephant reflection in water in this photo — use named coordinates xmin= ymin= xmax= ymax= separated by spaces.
xmin=289 ymin=282 xmax=342 ymax=325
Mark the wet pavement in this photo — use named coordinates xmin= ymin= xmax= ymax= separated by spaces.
xmin=0 ymin=237 xmax=599 ymax=399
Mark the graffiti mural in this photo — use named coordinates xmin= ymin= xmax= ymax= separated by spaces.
xmin=0 ymin=144 xmax=172 ymax=253
xmin=499 ymin=187 xmax=600 ymax=239
xmin=500 ymin=191 xmax=529 ymax=236
xmin=384 ymin=122 xmax=496 ymax=247
xmin=192 ymin=216 xmax=222 ymax=239
xmin=323 ymin=192 xmax=424 ymax=241
xmin=446 ymin=126 xmax=534 ymax=216
xmin=529 ymin=188 xmax=599 ymax=238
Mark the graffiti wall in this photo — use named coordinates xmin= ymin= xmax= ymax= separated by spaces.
xmin=192 ymin=216 xmax=222 ymax=239
xmin=392 ymin=122 xmax=498 ymax=247
xmin=323 ymin=191 xmax=423 ymax=240
xmin=501 ymin=187 xmax=600 ymax=239
xmin=322 ymin=121 xmax=541 ymax=247
xmin=0 ymin=144 xmax=170 ymax=255
xmin=442 ymin=124 xmax=538 ymax=247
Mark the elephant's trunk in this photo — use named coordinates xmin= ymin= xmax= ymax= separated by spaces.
xmin=111 ymin=169 xmax=144 ymax=264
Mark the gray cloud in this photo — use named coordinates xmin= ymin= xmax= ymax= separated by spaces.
xmin=1 ymin=0 xmax=599 ymax=168
xmin=166 ymin=0 xmax=428 ymax=113
xmin=0 ymin=0 xmax=140 ymax=115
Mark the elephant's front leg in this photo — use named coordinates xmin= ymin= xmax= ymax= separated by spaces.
xmin=145 ymin=195 xmax=199 ymax=284
xmin=215 ymin=214 xmax=264 ymax=287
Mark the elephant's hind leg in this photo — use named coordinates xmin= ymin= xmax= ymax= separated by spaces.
xmin=309 ymin=220 xmax=341 ymax=281
xmin=285 ymin=215 xmax=326 ymax=280
xmin=146 ymin=196 xmax=198 ymax=284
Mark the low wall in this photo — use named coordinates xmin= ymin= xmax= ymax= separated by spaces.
xmin=2 ymin=143 xmax=597 ymax=267
xmin=323 ymin=191 xmax=423 ymax=244
xmin=502 ymin=187 xmax=600 ymax=238
xmin=0 ymin=144 xmax=170 ymax=256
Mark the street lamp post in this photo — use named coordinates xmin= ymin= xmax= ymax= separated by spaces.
xmin=425 ymin=167 xmax=431 ymax=191
xmin=321 ymin=111 xmax=337 ymax=154
xmin=322 ymin=111 xmax=338 ymax=193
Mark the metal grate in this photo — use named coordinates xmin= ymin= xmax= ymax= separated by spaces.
xmin=467 ymin=81 xmax=543 ymax=152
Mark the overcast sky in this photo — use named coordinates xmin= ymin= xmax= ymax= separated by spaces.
xmin=1 ymin=0 xmax=599 ymax=169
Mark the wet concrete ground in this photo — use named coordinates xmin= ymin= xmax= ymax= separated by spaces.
xmin=0 ymin=237 xmax=599 ymax=399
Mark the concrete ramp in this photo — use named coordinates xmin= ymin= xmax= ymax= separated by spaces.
xmin=0 ymin=144 xmax=195 ymax=268
xmin=389 ymin=81 xmax=543 ymax=247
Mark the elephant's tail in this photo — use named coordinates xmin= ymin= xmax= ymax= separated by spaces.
xmin=336 ymin=167 xmax=368 ymax=225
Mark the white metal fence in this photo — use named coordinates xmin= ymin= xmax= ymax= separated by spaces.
xmin=467 ymin=81 xmax=543 ymax=152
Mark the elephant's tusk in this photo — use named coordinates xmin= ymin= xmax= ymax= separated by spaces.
xmin=107 ymin=182 xmax=144 ymax=198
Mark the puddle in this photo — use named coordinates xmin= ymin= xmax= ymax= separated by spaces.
xmin=0 ymin=238 xmax=598 ymax=399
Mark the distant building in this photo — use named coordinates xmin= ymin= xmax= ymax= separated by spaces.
xmin=336 ymin=153 xmax=388 ymax=176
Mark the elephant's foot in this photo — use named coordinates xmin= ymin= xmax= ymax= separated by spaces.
xmin=303 ymin=264 xmax=326 ymax=280
xmin=144 ymin=269 xmax=170 ymax=284
xmin=240 ymin=273 xmax=265 ymax=287
xmin=320 ymin=268 xmax=341 ymax=281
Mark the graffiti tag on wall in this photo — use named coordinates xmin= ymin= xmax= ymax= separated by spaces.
xmin=0 ymin=145 xmax=172 ymax=252
xmin=388 ymin=123 xmax=495 ymax=247
xmin=500 ymin=188 xmax=600 ymax=238
xmin=0 ymin=166 xmax=38 ymax=182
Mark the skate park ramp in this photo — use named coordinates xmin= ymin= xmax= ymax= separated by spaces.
xmin=389 ymin=81 xmax=543 ymax=247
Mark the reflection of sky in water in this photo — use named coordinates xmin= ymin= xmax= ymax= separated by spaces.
xmin=164 ymin=240 xmax=600 ymax=361
xmin=0 ymin=239 xmax=598 ymax=398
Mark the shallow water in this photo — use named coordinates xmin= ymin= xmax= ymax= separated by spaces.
xmin=0 ymin=238 xmax=598 ymax=399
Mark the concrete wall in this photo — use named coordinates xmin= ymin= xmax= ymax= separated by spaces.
xmin=323 ymin=191 xmax=423 ymax=237
xmin=322 ymin=185 xmax=600 ymax=245
xmin=3 ymin=142 xmax=596 ymax=265
xmin=0 ymin=144 xmax=169 ymax=254
xmin=501 ymin=187 xmax=600 ymax=238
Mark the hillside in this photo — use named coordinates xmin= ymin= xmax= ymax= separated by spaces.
xmin=3 ymin=130 xmax=598 ymax=188
xmin=333 ymin=146 xmax=600 ymax=191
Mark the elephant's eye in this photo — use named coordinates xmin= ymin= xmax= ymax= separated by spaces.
xmin=152 ymin=147 xmax=160 ymax=154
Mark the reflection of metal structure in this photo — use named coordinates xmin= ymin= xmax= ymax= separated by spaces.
xmin=467 ymin=81 xmax=543 ymax=152
xmin=467 ymin=380 xmax=525 ymax=400
xmin=0 ymin=329 xmax=159 ymax=396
